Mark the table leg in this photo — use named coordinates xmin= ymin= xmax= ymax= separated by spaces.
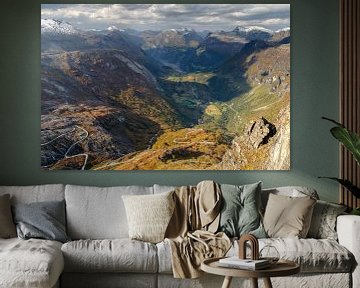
xmin=263 ymin=277 xmax=273 ymax=288
xmin=221 ymin=276 xmax=233 ymax=288
xmin=251 ymin=278 xmax=258 ymax=288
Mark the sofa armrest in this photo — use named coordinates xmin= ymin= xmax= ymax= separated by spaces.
xmin=337 ymin=215 xmax=360 ymax=288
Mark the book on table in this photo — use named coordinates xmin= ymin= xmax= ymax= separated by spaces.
xmin=218 ymin=257 xmax=271 ymax=270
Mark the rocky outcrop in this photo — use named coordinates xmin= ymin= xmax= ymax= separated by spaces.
xmin=265 ymin=107 xmax=290 ymax=170
xmin=219 ymin=117 xmax=276 ymax=170
xmin=245 ymin=44 xmax=290 ymax=97
xmin=218 ymin=137 xmax=244 ymax=170
xmin=246 ymin=117 xmax=276 ymax=148
xmin=219 ymin=114 xmax=290 ymax=170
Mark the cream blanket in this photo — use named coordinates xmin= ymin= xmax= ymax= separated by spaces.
xmin=165 ymin=181 xmax=231 ymax=278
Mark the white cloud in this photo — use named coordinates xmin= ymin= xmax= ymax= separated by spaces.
xmin=41 ymin=4 xmax=290 ymax=31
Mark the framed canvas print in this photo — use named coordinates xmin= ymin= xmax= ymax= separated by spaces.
xmin=41 ymin=4 xmax=290 ymax=170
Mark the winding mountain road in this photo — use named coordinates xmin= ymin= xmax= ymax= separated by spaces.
xmin=41 ymin=127 xmax=76 ymax=146
xmin=41 ymin=125 xmax=89 ymax=170
xmin=64 ymin=125 xmax=89 ymax=170
xmin=93 ymin=128 xmax=217 ymax=170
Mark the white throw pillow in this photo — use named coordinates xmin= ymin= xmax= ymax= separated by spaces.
xmin=122 ymin=191 xmax=175 ymax=243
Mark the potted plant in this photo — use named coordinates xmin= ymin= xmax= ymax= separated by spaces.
xmin=320 ymin=117 xmax=360 ymax=215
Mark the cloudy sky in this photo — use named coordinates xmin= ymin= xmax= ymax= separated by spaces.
xmin=41 ymin=4 xmax=290 ymax=32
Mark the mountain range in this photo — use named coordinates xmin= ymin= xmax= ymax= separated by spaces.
xmin=41 ymin=19 xmax=290 ymax=170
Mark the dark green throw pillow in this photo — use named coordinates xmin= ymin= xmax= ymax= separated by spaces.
xmin=12 ymin=200 xmax=70 ymax=243
xmin=218 ymin=182 xmax=266 ymax=238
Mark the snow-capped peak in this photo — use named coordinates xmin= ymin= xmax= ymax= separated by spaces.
xmin=275 ymin=27 xmax=290 ymax=33
xmin=166 ymin=28 xmax=193 ymax=33
xmin=107 ymin=26 xmax=125 ymax=32
xmin=41 ymin=19 xmax=78 ymax=34
xmin=234 ymin=26 xmax=273 ymax=34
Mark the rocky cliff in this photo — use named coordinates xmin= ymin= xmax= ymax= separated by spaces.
xmin=217 ymin=42 xmax=290 ymax=170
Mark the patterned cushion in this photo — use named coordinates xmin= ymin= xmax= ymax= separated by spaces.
xmin=122 ymin=191 xmax=175 ymax=243
xmin=307 ymin=200 xmax=347 ymax=240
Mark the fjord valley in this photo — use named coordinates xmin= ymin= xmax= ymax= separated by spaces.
xmin=41 ymin=19 xmax=290 ymax=170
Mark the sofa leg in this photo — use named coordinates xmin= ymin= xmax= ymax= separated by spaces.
xmin=251 ymin=278 xmax=258 ymax=288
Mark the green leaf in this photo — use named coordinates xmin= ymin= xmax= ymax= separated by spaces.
xmin=322 ymin=117 xmax=360 ymax=165
xmin=330 ymin=127 xmax=360 ymax=165
xmin=321 ymin=116 xmax=344 ymax=127
xmin=351 ymin=208 xmax=360 ymax=215
xmin=319 ymin=177 xmax=360 ymax=198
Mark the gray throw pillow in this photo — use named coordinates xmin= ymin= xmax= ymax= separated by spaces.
xmin=12 ymin=200 xmax=70 ymax=243
xmin=307 ymin=200 xmax=347 ymax=240
xmin=218 ymin=182 xmax=266 ymax=238
xmin=0 ymin=194 xmax=16 ymax=238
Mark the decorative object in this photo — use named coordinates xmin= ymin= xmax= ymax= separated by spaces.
xmin=259 ymin=245 xmax=280 ymax=265
xmin=237 ymin=234 xmax=280 ymax=265
xmin=238 ymin=234 xmax=259 ymax=260
xmin=218 ymin=257 xmax=271 ymax=270
xmin=40 ymin=4 xmax=290 ymax=170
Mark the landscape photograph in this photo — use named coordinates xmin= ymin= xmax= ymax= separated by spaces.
xmin=40 ymin=4 xmax=291 ymax=170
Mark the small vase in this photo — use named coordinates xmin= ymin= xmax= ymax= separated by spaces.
xmin=259 ymin=245 xmax=280 ymax=264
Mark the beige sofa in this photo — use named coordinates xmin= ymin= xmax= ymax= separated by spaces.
xmin=0 ymin=184 xmax=358 ymax=288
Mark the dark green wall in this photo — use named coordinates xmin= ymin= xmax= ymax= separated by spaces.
xmin=0 ymin=0 xmax=340 ymax=202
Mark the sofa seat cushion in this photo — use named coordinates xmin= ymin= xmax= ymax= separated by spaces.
xmin=62 ymin=239 xmax=158 ymax=273
xmin=0 ymin=238 xmax=64 ymax=288
xmin=157 ymin=238 xmax=353 ymax=274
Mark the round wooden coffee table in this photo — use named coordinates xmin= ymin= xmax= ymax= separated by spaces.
xmin=201 ymin=257 xmax=300 ymax=288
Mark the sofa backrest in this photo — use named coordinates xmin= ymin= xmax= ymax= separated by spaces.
xmin=0 ymin=184 xmax=320 ymax=240
xmin=0 ymin=184 xmax=65 ymax=204
xmin=261 ymin=186 xmax=319 ymax=212
xmin=65 ymin=184 xmax=154 ymax=240
xmin=153 ymin=184 xmax=176 ymax=194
